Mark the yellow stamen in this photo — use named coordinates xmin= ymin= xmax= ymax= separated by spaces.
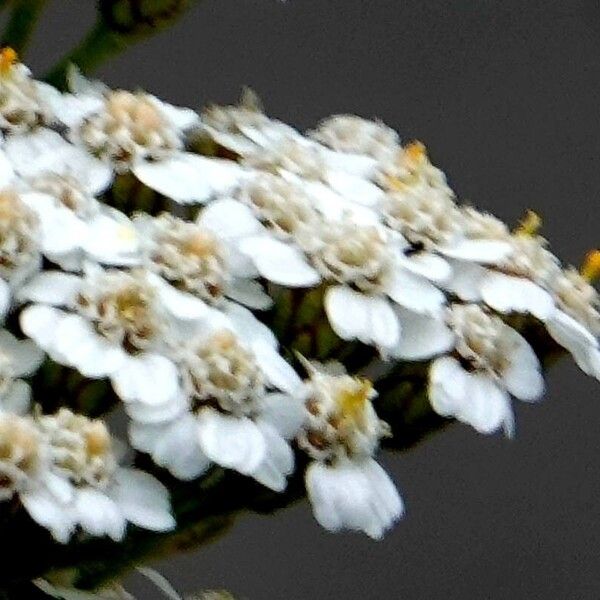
xmin=514 ymin=209 xmax=542 ymax=237
xmin=0 ymin=47 xmax=18 ymax=76
xmin=581 ymin=249 xmax=600 ymax=282
xmin=405 ymin=140 xmax=427 ymax=163
xmin=338 ymin=378 xmax=372 ymax=425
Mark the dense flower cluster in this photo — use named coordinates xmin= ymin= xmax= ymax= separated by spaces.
xmin=0 ymin=50 xmax=597 ymax=542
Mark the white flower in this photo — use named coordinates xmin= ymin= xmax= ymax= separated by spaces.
xmin=31 ymin=408 xmax=175 ymax=542
xmin=3 ymin=128 xmax=141 ymax=270
xmin=309 ymin=114 xmax=400 ymax=164
xmin=19 ymin=265 xmax=201 ymax=408
xmin=220 ymin=186 xmax=446 ymax=352
xmin=297 ymin=363 xmax=403 ymax=538
xmin=134 ymin=211 xmax=271 ymax=310
xmin=418 ymin=304 xmax=545 ymax=435
xmin=199 ymin=89 xmax=299 ymax=158
xmin=545 ymin=264 xmax=600 ymax=380
xmin=59 ymin=80 xmax=244 ymax=205
xmin=0 ymin=188 xmax=42 ymax=319
xmin=0 ymin=49 xmax=60 ymax=136
xmin=129 ymin=304 xmax=306 ymax=491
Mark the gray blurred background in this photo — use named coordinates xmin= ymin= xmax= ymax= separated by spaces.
xmin=16 ymin=1 xmax=600 ymax=597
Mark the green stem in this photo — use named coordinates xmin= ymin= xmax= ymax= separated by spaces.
xmin=1 ymin=0 xmax=48 ymax=55
xmin=45 ymin=0 xmax=202 ymax=90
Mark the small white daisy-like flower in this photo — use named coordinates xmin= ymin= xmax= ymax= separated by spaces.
xmin=129 ymin=304 xmax=306 ymax=491
xmin=199 ymin=89 xmax=299 ymax=158
xmin=0 ymin=188 xmax=42 ymax=319
xmin=309 ymin=114 xmax=400 ymax=164
xmin=412 ymin=303 xmax=545 ymax=435
xmin=19 ymin=265 xmax=204 ymax=409
xmin=34 ymin=408 xmax=175 ymax=542
xmin=298 ymin=362 xmax=403 ymax=538
xmin=545 ymin=255 xmax=600 ymax=380
xmin=59 ymin=79 xmax=246 ymax=205
xmin=0 ymin=412 xmax=76 ymax=542
xmin=0 ymin=48 xmax=59 ymax=136
xmin=135 ymin=211 xmax=271 ymax=310
xmin=228 ymin=193 xmax=447 ymax=352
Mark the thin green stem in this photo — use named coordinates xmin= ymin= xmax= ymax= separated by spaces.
xmin=45 ymin=0 xmax=202 ymax=90
xmin=1 ymin=0 xmax=48 ymax=55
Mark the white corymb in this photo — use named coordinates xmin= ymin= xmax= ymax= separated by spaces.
xmin=31 ymin=409 xmax=174 ymax=542
xmin=129 ymin=305 xmax=306 ymax=491
xmin=545 ymin=258 xmax=600 ymax=380
xmin=297 ymin=362 xmax=403 ymax=538
xmin=18 ymin=265 xmax=205 ymax=411
xmin=135 ymin=211 xmax=271 ymax=310
xmin=410 ymin=304 xmax=545 ymax=435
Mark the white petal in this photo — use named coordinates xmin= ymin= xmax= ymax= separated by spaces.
xmin=458 ymin=374 xmax=513 ymax=435
xmin=153 ymin=97 xmax=199 ymax=131
xmin=20 ymin=305 xmax=65 ymax=355
xmin=396 ymin=252 xmax=452 ymax=283
xmin=326 ymin=171 xmax=385 ymax=208
xmin=326 ymin=287 xmax=402 ymax=352
xmin=428 ymin=357 xmax=468 ymax=417
xmin=324 ymin=285 xmax=369 ymax=343
xmin=83 ymin=212 xmax=140 ymax=266
xmin=386 ymin=269 xmax=446 ymax=316
xmin=111 ymin=353 xmax=179 ymax=405
xmin=133 ymin=154 xmax=245 ymax=204
xmin=441 ymin=239 xmax=512 ymax=265
xmin=502 ymin=330 xmax=544 ymax=401
xmin=442 ymin=260 xmax=486 ymax=302
xmin=196 ymin=409 xmax=267 ymax=476
xmin=320 ymin=148 xmax=379 ymax=178
xmin=481 ymin=272 xmax=554 ymax=320
xmin=0 ymin=330 xmax=45 ymax=376
xmin=305 ymin=458 xmax=403 ymax=539
xmin=18 ymin=271 xmax=81 ymax=306
xmin=239 ymin=235 xmax=320 ymax=287
xmin=257 ymin=392 xmax=307 ymax=439
xmin=53 ymin=314 xmax=125 ymax=377
xmin=111 ymin=468 xmax=175 ymax=532
xmin=251 ymin=421 xmax=295 ymax=492
xmin=21 ymin=488 xmax=75 ymax=544
xmin=222 ymin=301 xmax=278 ymax=348
xmin=252 ymin=340 xmax=304 ymax=395
xmin=1 ymin=380 xmax=31 ymax=414
xmin=149 ymin=275 xmax=209 ymax=321
xmin=124 ymin=393 xmax=188 ymax=424
xmin=393 ymin=309 xmax=455 ymax=360
xmin=197 ymin=197 xmax=262 ymax=241
xmin=74 ymin=488 xmax=126 ymax=541
xmin=226 ymin=278 xmax=272 ymax=310
xmin=546 ymin=309 xmax=600 ymax=378
xmin=135 ymin=415 xmax=211 ymax=481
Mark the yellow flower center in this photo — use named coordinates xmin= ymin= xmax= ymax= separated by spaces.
xmin=0 ymin=47 xmax=18 ymax=77
xmin=581 ymin=249 xmax=600 ymax=283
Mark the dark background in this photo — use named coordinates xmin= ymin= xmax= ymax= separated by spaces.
xmin=16 ymin=1 xmax=600 ymax=598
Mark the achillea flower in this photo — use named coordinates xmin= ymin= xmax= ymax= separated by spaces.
xmin=129 ymin=305 xmax=305 ymax=490
xmin=298 ymin=362 xmax=403 ymax=538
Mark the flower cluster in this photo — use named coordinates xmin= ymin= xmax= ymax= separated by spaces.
xmin=0 ymin=50 xmax=597 ymax=542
